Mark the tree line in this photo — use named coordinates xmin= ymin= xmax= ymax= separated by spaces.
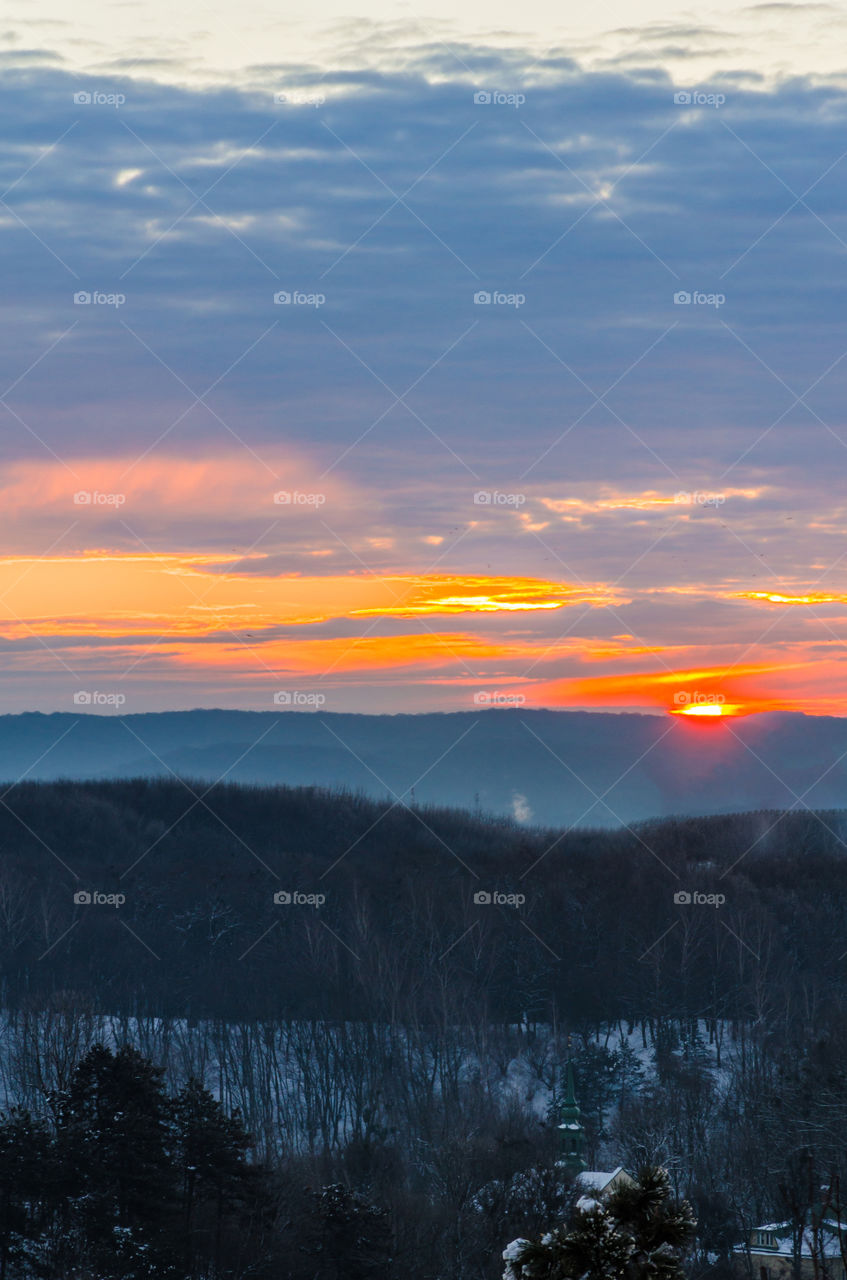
xmin=0 ymin=782 xmax=846 ymax=1276
xmin=0 ymin=779 xmax=844 ymax=1029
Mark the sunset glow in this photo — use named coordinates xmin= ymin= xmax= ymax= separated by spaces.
xmin=7 ymin=2 xmax=847 ymax=1265
xmin=670 ymin=703 xmax=748 ymax=719
xmin=0 ymin=25 xmax=845 ymax=720
xmin=0 ymin=538 xmax=844 ymax=712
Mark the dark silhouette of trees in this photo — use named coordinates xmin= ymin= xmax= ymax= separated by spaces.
xmin=504 ymin=1166 xmax=695 ymax=1280
xmin=0 ymin=1110 xmax=52 ymax=1280
xmin=0 ymin=1045 xmax=272 ymax=1280
xmin=0 ymin=784 xmax=846 ymax=1277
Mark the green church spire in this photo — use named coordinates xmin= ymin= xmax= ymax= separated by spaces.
xmin=558 ymin=1060 xmax=587 ymax=1171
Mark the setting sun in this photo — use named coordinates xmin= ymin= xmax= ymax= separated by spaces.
xmin=670 ymin=703 xmax=747 ymax=718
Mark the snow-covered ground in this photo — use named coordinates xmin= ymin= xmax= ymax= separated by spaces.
xmin=0 ymin=1011 xmax=733 ymax=1158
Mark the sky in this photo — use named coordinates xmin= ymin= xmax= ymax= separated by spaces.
xmin=3 ymin=2 xmax=847 ymax=715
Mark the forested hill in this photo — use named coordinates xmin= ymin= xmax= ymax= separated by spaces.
xmin=1 ymin=777 xmax=846 ymax=1022
xmin=3 ymin=707 xmax=847 ymax=825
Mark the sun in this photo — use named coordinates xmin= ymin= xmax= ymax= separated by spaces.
xmin=670 ymin=703 xmax=746 ymax=718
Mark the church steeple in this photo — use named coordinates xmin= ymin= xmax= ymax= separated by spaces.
xmin=557 ymin=1060 xmax=587 ymax=1171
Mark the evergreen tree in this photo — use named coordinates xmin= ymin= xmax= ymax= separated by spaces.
xmin=53 ymin=1044 xmax=177 ymax=1278
xmin=294 ymin=1184 xmax=391 ymax=1280
xmin=0 ymin=1045 xmax=274 ymax=1280
xmin=172 ymin=1077 xmax=259 ymax=1278
xmin=504 ymin=1210 xmax=634 ymax=1280
xmin=572 ymin=1045 xmax=622 ymax=1131
xmin=607 ymin=1165 xmax=695 ymax=1280
xmin=0 ymin=1109 xmax=52 ymax=1280
xmin=503 ymin=1166 xmax=694 ymax=1280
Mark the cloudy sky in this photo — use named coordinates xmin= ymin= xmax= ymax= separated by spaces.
xmin=3 ymin=0 xmax=847 ymax=715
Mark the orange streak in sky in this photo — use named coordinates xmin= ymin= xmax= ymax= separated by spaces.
xmin=735 ymin=590 xmax=847 ymax=605
xmin=0 ymin=556 xmax=616 ymax=638
xmin=539 ymin=663 xmax=798 ymax=717
xmin=173 ymin=632 xmax=512 ymax=674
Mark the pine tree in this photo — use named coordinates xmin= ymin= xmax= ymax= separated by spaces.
xmin=606 ymin=1165 xmax=695 ymax=1280
xmin=0 ymin=1108 xmax=52 ymax=1280
xmin=172 ymin=1076 xmax=258 ymax=1278
xmin=54 ymin=1043 xmax=178 ymax=1278
xmin=503 ymin=1166 xmax=694 ymax=1280
xmin=504 ymin=1210 xmax=634 ymax=1280
xmin=295 ymin=1183 xmax=391 ymax=1280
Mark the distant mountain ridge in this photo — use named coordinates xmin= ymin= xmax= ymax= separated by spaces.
xmin=1 ymin=707 xmax=845 ymax=826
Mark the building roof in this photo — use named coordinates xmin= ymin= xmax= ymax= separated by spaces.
xmin=576 ymin=1167 xmax=625 ymax=1193
xmin=574 ymin=1167 xmax=628 ymax=1211
xmin=735 ymin=1221 xmax=847 ymax=1260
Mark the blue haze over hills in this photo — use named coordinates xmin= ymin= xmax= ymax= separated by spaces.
xmin=3 ymin=708 xmax=845 ymax=827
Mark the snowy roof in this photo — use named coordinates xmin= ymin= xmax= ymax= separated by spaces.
xmin=574 ymin=1168 xmax=628 ymax=1212
xmin=734 ymin=1222 xmax=847 ymax=1260
xmin=576 ymin=1167 xmax=624 ymax=1192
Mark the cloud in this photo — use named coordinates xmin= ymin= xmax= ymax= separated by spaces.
xmin=0 ymin=44 xmax=846 ymax=709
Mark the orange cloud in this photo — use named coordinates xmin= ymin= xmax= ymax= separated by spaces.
xmin=0 ymin=554 xmax=615 ymax=640
xmin=351 ymin=575 xmax=621 ymax=617
xmin=735 ymin=590 xmax=847 ymax=606
xmin=176 ymin=631 xmax=512 ymax=676
xmin=0 ymin=454 xmax=343 ymax=517
xmin=537 ymin=663 xmax=800 ymax=717
xmin=541 ymin=487 xmax=764 ymax=517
